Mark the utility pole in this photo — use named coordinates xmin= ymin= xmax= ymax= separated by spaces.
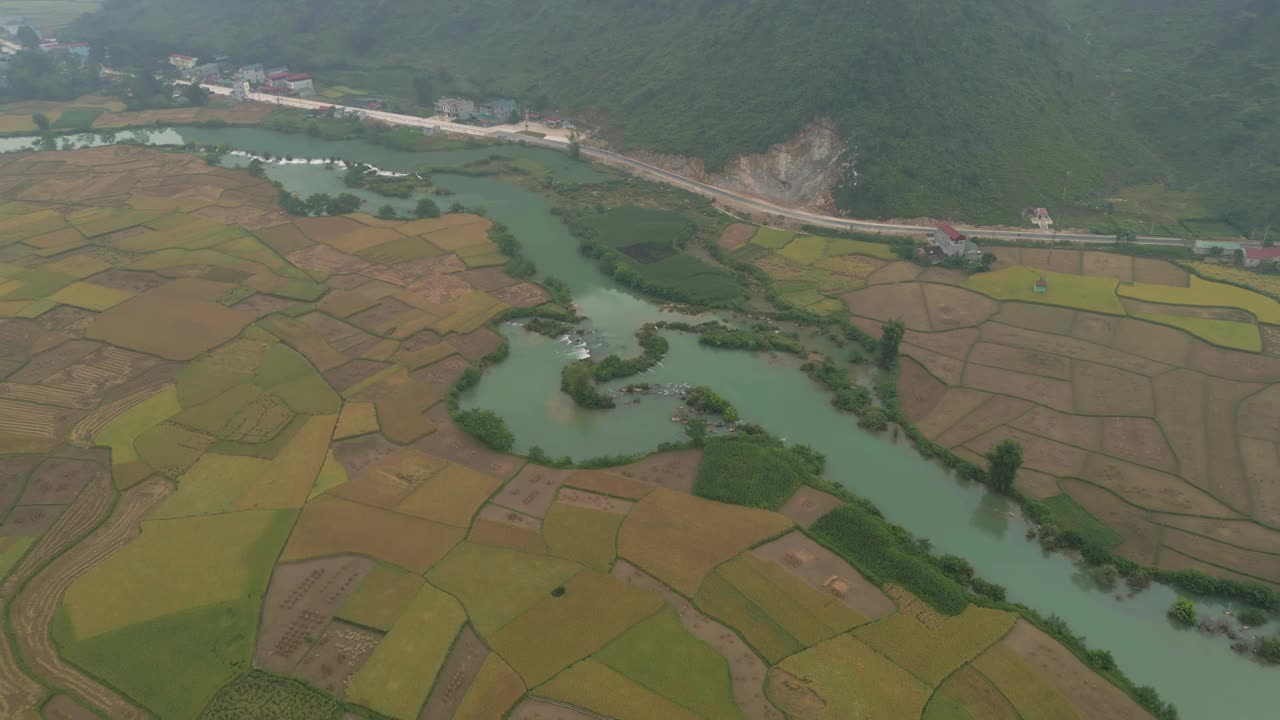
xmin=1263 ymin=224 xmax=1273 ymax=246
xmin=1061 ymin=170 xmax=1072 ymax=202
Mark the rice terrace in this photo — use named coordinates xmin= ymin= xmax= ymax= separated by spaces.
xmin=0 ymin=111 xmax=1275 ymax=720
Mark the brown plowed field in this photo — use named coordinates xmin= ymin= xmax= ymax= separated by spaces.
xmin=1157 ymin=547 xmax=1278 ymax=589
xmin=900 ymin=343 xmax=966 ymax=385
xmin=1082 ymin=252 xmax=1134 ymax=282
xmin=1110 ymin=318 xmax=1193 ymax=367
xmin=916 ymin=388 xmax=991 ymax=438
xmin=8 ymin=477 xmax=170 ymax=720
xmin=1153 ymin=369 xmax=1209 ymax=489
xmin=1010 ymin=406 xmax=1101 ymax=451
xmin=1160 ymin=528 xmax=1280 ymax=585
xmin=1070 ymin=312 xmax=1121 ymax=347
xmin=1082 ymin=454 xmax=1239 ymax=518
xmin=1238 ymin=384 xmax=1280 ymax=440
xmin=1072 ymin=361 xmax=1154 ymax=416
xmin=902 ymin=327 xmax=980 ymax=359
xmin=1205 ymin=377 xmax=1264 ymax=512
xmin=1133 ymin=258 xmax=1189 ymax=286
xmin=717 ymin=224 xmax=755 ymax=251
xmin=255 ymin=555 xmax=375 ymax=674
xmin=966 ymin=426 xmax=1088 ymax=478
xmin=921 ymin=284 xmax=999 ymax=329
xmin=1153 ymin=513 xmax=1280 ymax=554
xmin=843 ymin=283 xmax=930 ymax=330
xmin=992 ymin=302 xmax=1077 ymax=334
xmin=1188 ymin=342 xmax=1280 ymax=383
xmin=1100 ymin=417 xmax=1178 ymax=473
xmin=1240 ymin=437 xmax=1280 ymax=527
xmin=999 ymin=620 xmax=1150 ymax=720
xmin=866 ymin=261 xmax=922 ymax=285
xmin=1059 ymin=479 xmax=1161 ymax=564
xmin=777 ymin=487 xmax=843 ymax=527
xmin=936 ymin=395 xmax=1032 ymax=448
xmin=1014 ymin=469 xmax=1060 ymax=500
xmin=980 ymin=322 xmax=1173 ymax=375
xmin=967 ymin=342 xmax=1071 ymax=380
xmin=962 ymin=364 xmax=1075 ymax=413
xmin=897 ymin=356 xmax=947 ymax=422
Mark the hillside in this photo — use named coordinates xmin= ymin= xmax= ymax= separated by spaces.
xmin=1049 ymin=0 xmax=1280 ymax=232
xmin=75 ymin=0 xmax=1167 ymax=224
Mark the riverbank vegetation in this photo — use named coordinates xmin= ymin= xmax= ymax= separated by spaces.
xmin=693 ymin=435 xmax=814 ymax=510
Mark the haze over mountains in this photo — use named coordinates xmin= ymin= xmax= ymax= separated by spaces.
xmin=76 ymin=0 xmax=1278 ymax=227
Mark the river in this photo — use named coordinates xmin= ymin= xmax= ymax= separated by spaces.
xmin=8 ymin=126 xmax=1275 ymax=718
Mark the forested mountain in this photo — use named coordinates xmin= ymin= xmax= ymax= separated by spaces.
xmin=73 ymin=0 xmax=1276 ymax=227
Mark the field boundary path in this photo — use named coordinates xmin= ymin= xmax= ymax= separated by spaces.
xmin=195 ymin=84 xmax=1193 ymax=248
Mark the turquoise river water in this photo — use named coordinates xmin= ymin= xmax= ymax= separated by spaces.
xmin=5 ymin=126 xmax=1276 ymax=719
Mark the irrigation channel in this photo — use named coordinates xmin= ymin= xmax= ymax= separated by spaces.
xmin=5 ymin=126 xmax=1277 ymax=718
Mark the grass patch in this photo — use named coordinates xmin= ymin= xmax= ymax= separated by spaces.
xmin=694 ymin=437 xmax=810 ymax=510
xmin=338 ymin=563 xmax=423 ymax=631
xmin=825 ymin=236 xmax=898 ymax=260
xmin=543 ymin=502 xmax=623 ymax=572
xmin=776 ymin=634 xmax=931 ymax=719
xmin=453 ymin=654 xmax=525 ymax=720
xmin=596 ymin=608 xmax=744 ymax=720
xmin=491 ymin=571 xmax=663 ymax=686
xmin=94 ymin=386 xmax=181 ymax=467
xmin=751 ymin=227 xmax=795 ymax=249
xmin=133 ymin=421 xmax=210 ymax=479
xmin=1119 ymin=275 xmax=1280 ymax=324
xmin=1041 ymin=494 xmax=1123 ymax=550
xmin=46 ymin=281 xmax=134 ymax=310
xmin=854 ymin=606 xmax=1017 ymax=685
xmin=49 ymin=107 xmax=104 ymax=130
xmin=778 ymin=236 xmax=828 ymax=264
xmin=347 ymin=583 xmax=466 ymax=720
xmin=536 ymin=659 xmax=702 ymax=720
xmin=427 ymin=542 xmax=583 ymax=635
xmin=151 ymin=453 xmax=269 ymax=519
xmin=577 ymin=206 xmax=696 ymax=250
xmin=809 ymin=504 xmax=970 ymax=615
xmin=1130 ymin=311 xmax=1261 ymax=351
xmin=964 ymin=266 xmax=1123 ymax=314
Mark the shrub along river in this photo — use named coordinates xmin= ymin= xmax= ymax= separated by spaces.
xmin=6 ymin=126 xmax=1276 ymax=718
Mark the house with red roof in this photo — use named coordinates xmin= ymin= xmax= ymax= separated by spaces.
xmin=930 ymin=224 xmax=982 ymax=263
xmin=283 ymin=73 xmax=314 ymax=96
xmin=1243 ymin=246 xmax=1280 ymax=268
xmin=169 ymin=53 xmax=198 ymax=70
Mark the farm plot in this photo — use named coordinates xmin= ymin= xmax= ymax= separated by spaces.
xmin=346 ymin=584 xmax=466 ymax=720
xmin=853 ymin=604 xmax=1016 ymax=685
xmin=452 ymin=654 xmax=526 ymax=720
xmin=964 ymin=267 xmax=1124 ymax=315
xmin=427 ymin=542 xmax=582 ymax=634
xmin=536 ymin=660 xmax=702 ymax=720
xmin=543 ymin=501 xmax=626 ymax=572
xmin=491 ymin=570 xmax=663 ymax=686
xmin=772 ymin=634 xmax=931 ymax=720
xmin=281 ymin=494 xmax=464 ymax=573
xmin=618 ymin=488 xmax=792 ymax=595
xmin=1120 ymin=275 xmax=1280 ymax=324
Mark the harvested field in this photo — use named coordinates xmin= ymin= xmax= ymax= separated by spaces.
xmin=922 ymin=284 xmax=999 ymax=329
xmin=416 ymin=403 xmax=525 ymax=475
xmin=411 ymin=354 xmax=472 ymax=388
xmin=619 ymin=488 xmax=792 ymax=595
xmin=999 ymin=620 xmax=1150 ymax=720
xmin=0 ymin=505 xmax=66 ymax=535
xmin=88 ymin=291 xmax=256 ymax=360
xmin=467 ymin=514 xmax=547 ymax=554
xmin=777 ymin=487 xmax=844 ymax=527
xmin=1134 ymin=258 xmax=1189 ymax=286
xmin=966 ymin=426 xmax=1088 ymax=478
xmin=19 ymin=458 xmax=100 ymax=505
xmin=843 ymin=282 xmax=930 ymax=330
xmin=290 ymin=621 xmax=382 ymax=699
xmin=718 ymin=554 xmax=866 ymax=644
xmin=1082 ymin=453 xmax=1239 ymax=518
xmin=492 ymin=570 xmax=663 ymax=685
xmin=968 ymin=342 xmax=1071 ymax=380
xmin=1157 ymin=546 xmax=1277 ymax=588
xmin=1100 ymin=417 xmax=1177 ymax=472
xmin=897 ymin=356 xmax=946 ymax=421
xmin=347 ymin=584 xmax=465 ymax=720
xmin=962 ymin=363 xmax=1073 ymax=413
xmin=1021 ymin=248 xmax=1083 ymax=275
xmin=427 ymin=542 xmax=580 ymax=634
xmin=926 ymin=666 xmax=1019 ymax=720
xmin=339 ymin=564 xmax=423 ymax=632
xmin=1010 ymin=406 xmax=1101 ymax=450
xmin=286 ymin=244 xmax=368 ymax=275
xmin=281 ymin=494 xmax=465 ymax=573
xmin=447 ymin=327 xmax=503 ymax=361
xmin=1160 ymin=528 xmax=1280 ymax=584
xmin=1072 ymin=361 xmax=1154 ymax=416
xmin=254 ymin=555 xmax=374 ymax=674
xmin=936 ymin=395 xmax=1031 ymax=448
xmin=453 ymin=654 xmax=525 ymax=720
xmin=1062 ymin=479 xmax=1156 ymax=558
xmin=1241 ymin=437 xmax=1280 ymax=527
xmin=606 ymin=448 xmax=703 ymax=493
xmin=1081 ymin=252 xmax=1134 ymax=282
xmin=564 ymin=469 xmax=657 ymax=500
xmin=774 ymin=634 xmax=930 ymax=720
xmin=420 ymin=625 xmax=489 ymax=720
xmin=867 ymin=261 xmax=923 ymax=284
xmin=493 ymin=464 xmax=572 ymax=518
xmin=1239 ymin=384 xmax=1280 ymax=440
xmin=854 ymin=605 xmax=1016 ymax=685
xmin=334 ymin=401 xmax=379 ymax=440
xmin=916 ymin=388 xmax=991 ymax=438
xmin=717 ymin=224 xmax=756 ymax=251
xmin=1188 ymin=341 xmax=1280 ymax=384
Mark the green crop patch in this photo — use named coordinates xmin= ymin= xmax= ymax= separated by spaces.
xmin=596 ymin=608 xmax=744 ymax=720
xmin=199 ymin=671 xmax=342 ymax=720
xmin=428 ymin=543 xmax=583 ymax=634
xmin=338 ymin=563 xmax=424 ymax=631
xmin=577 ymin=206 xmax=695 ymax=251
xmin=693 ymin=571 xmax=802 ymax=663
xmin=1041 ymin=494 xmax=1123 ymax=550
xmin=543 ymin=503 xmax=624 ymax=572
xmin=694 ymin=437 xmax=810 ymax=510
xmin=751 ymin=227 xmax=795 ymax=249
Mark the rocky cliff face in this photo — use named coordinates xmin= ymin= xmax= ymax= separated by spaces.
xmin=627 ymin=120 xmax=850 ymax=213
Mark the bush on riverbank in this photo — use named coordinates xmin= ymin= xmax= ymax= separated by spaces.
xmin=453 ymin=409 xmax=514 ymax=452
xmin=685 ymin=386 xmax=738 ymax=421
xmin=561 ymin=360 xmax=615 ymax=409
xmin=593 ymin=324 xmax=668 ymax=381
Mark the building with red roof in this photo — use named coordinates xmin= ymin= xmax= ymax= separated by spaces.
xmin=930 ymin=224 xmax=981 ymax=263
xmin=1243 ymin=246 xmax=1280 ymax=268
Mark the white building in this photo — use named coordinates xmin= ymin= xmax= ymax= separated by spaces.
xmin=283 ymin=73 xmax=314 ymax=96
xmin=169 ymin=53 xmax=198 ymax=70
xmin=434 ymin=97 xmax=475 ymax=119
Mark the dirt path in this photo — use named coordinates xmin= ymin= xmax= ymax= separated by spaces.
xmin=0 ymin=601 xmax=45 ymax=719
xmin=611 ymin=560 xmax=783 ymax=720
xmin=8 ymin=477 xmax=171 ymax=720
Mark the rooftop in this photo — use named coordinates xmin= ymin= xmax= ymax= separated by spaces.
xmin=937 ymin=223 xmax=965 ymax=242
xmin=1245 ymin=246 xmax=1280 ymax=259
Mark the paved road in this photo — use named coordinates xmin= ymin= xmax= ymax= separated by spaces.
xmin=204 ymin=84 xmax=1195 ymax=247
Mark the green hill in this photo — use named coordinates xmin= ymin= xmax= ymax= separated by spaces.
xmin=75 ymin=1 xmax=1274 ymax=228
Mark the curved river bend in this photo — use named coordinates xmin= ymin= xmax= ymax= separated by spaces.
xmin=6 ymin=126 xmax=1274 ymax=719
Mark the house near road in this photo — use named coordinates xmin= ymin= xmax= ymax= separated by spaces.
xmin=234 ymin=64 xmax=265 ymax=84
xmin=931 ymin=224 xmax=982 ymax=262
xmin=1193 ymin=239 xmax=1242 ymax=257
xmin=39 ymin=41 xmax=90 ymax=58
xmin=434 ymin=97 xmax=475 ymax=120
xmin=1243 ymin=247 xmax=1280 ymax=268
xmin=169 ymin=53 xmax=198 ymax=70
xmin=185 ymin=62 xmax=223 ymax=83
xmin=282 ymin=73 xmax=314 ymax=96
xmin=480 ymin=97 xmax=517 ymax=121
